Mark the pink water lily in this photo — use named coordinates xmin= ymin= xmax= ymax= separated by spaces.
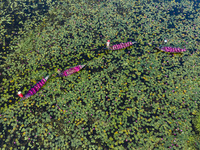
xmin=156 ymin=46 xmax=186 ymax=53
xmin=20 ymin=75 xmax=50 ymax=100
xmin=107 ymin=41 xmax=137 ymax=50
xmin=57 ymin=64 xmax=86 ymax=77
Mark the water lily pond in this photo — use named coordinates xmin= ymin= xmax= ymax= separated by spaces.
xmin=1 ymin=0 xmax=200 ymax=149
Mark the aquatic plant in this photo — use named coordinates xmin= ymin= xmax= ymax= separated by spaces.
xmin=20 ymin=75 xmax=50 ymax=101
xmin=156 ymin=46 xmax=186 ymax=53
xmin=57 ymin=65 xmax=86 ymax=77
xmin=107 ymin=41 xmax=137 ymax=50
xmin=0 ymin=0 xmax=200 ymax=149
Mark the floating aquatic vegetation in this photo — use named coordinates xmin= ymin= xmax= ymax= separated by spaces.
xmin=1 ymin=0 xmax=200 ymax=149
xmin=57 ymin=65 xmax=86 ymax=77
xmin=19 ymin=75 xmax=50 ymax=101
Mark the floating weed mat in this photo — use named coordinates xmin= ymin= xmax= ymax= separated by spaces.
xmin=1 ymin=0 xmax=200 ymax=149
